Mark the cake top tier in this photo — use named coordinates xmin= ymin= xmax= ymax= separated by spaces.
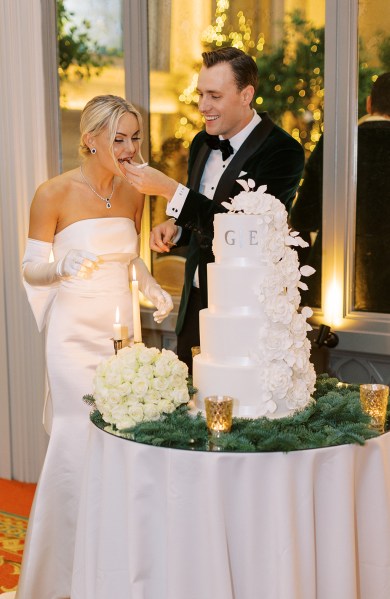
xmin=214 ymin=181 xmax=310 ymax=265
xmin=212 ymin=213 xmax=265 ymax=264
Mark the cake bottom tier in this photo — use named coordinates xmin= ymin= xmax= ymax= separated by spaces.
xmin=192 ymin=355 xmax=292 ymax=419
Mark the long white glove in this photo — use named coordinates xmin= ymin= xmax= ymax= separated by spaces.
xmin=131 ymin=257 xmax=173 ymax=324
xmin=22 ymin=238 xmax=99 ymax=286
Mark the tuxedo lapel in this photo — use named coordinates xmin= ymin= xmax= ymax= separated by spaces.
xmin=213 ymin=112 xmax=275 ymax=205
xmin=188 ymin=142 xmax=211 ymax=191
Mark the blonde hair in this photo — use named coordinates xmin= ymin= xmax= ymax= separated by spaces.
xmin=79 ymin=95 xmax=143 ymax=161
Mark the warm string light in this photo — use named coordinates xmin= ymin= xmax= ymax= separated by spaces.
xmin=175 ymin=6 xmax=325 ymax=159
xmin=175 ymin=2 xmax=264 ymax=145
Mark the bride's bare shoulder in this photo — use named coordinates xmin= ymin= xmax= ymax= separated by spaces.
xmin=33 ymin=168 xmax=79 ymax=205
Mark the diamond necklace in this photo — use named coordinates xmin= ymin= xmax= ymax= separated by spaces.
xmin=80 ymin=165 xmax=114 ymax=209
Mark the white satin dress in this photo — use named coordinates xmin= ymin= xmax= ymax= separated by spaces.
xmin=17 ymin=217 xmax=138 ymax=599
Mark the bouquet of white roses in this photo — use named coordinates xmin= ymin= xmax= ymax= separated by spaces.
xmin=93 ymin=343 xmax=189 ymax=430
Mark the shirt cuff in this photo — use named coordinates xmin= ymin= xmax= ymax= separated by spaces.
xmin=166 ymin=183 xmax=189 ymax=218
xmin=171 ymin=225 xmax=182 ymax=245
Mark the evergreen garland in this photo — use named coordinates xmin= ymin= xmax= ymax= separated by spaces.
xmin=85 ymin=375 xmax=387 ymax=453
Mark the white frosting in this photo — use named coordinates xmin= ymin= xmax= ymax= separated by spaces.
xmin=193 ymin=185 xmax=316 ymax=419
xmin=207 ymin=262 xmax=268 ymax=313
xmin=199 ymin=310 xmax=262 ymax=364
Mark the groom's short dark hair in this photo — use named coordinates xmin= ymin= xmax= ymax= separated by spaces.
xmin=370 ymin=72 xmax=390 ymax=115
xmin=202 ymin=47 xmax=259 ymax=92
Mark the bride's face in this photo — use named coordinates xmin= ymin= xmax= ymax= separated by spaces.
xmin=92 ymin=113 xmax=142 ymax=170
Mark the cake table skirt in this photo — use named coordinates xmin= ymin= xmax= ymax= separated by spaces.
xmin=71 ymin=424 xmax=390 ymax=599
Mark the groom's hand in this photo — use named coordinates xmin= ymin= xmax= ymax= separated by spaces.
xmin=150 ymin=219 xmax=178 ymax=253
xmin=123 ymin=162 xmax=178 ymax=200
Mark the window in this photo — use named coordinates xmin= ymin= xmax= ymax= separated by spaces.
xmin=57 ymin=0 xmax=125 ymax=172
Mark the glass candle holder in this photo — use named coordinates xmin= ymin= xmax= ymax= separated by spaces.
xmin=204 ymin=395 xmax=234 ymax=436
xmin=360 ymin=384 xmax=389 ymax=433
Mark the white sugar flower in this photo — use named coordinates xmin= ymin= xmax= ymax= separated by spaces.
xmin=222 ymin=180 xmax=316 ymax=417
xmin=266 ymin=294 xmax=295 ymax=324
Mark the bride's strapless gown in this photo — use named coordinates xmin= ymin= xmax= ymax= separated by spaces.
xmin=16 ymin=218 xmax=138 ymax=599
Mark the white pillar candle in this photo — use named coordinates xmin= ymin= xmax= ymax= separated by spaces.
xmin=113 ymin=306 xmax=122 ymax=340
xmin=132 ymin=265 xmax=142 ymax=343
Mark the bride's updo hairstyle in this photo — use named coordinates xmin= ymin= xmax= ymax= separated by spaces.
xmin=79 ymin=94 xmax=143 ymax=161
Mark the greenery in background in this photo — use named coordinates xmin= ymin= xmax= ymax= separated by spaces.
xmin=56 ymin=0 xmax=112 ymax=82
xmin=176 ymin=2 xmax=390 ymax=151
xmin=255 ymin=11 xmax=390 ymax=124
xmin=253 ymin=11 xmax=325 ymax=153
xmin=86 ymin=375 xmax=386 ymax=453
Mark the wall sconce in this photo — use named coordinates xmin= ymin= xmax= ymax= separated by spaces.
xmin=315 ymin=324 xmax=339 ymax=348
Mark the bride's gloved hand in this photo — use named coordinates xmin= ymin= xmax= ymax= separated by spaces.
xmin=57 ymin=249 xmax=99 ymax=279
xmin=22 ymin=239 xmax=99 ymax=286
xmin=149 ymin=287 xmax=174 ymax=324
xmin=130 ymin=257 xmax=173 ymax=324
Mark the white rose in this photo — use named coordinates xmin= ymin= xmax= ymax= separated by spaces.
xmin=286 ymin=377 xmax=314 ymax=409
xmin=143 ymin=389 xmax=161 ymax=404
xmin=169 ymin=387 xmax=190 ymax=405
xmin=266 ymin=294 xmax=295 ymax=324
xmin=264 ymin=234 xmax=286 ymax=262
xmin=126 ymin=403 xmax=145 ymax=423
xmin=138 ymin=346 xmax=160 ymax=365
xmin=143 ymin=403 xmax=162 ymax=421
xmin=278 ymin=248 xmax=300 ymax=286
xmin=290 ymin=313 xmax=310 ymax=344
xmin=104 ymin=370 xmax=124 ymax=388
xmin=137 ymin=364 xmax=154 ymax=379
xmin=259 ymin=270 xmax=285 ymax=298
xmin=304 ymin=363 xmax=317 ymax=394
xmin=117 ymin=380 xmax=133 ymax=396
xmin=131 ymin=377 xmax=149 ymax=397
xmin=170 ymin=360 xmax=189 ymax=378
xmin=152 ymin=376 xmax=170 ymax=392
xmin=287 ymin=347 xmax=309 ymax=370
xmin=266 ymin=361 xmax=293 ymax=399
xmin=286 ymin=389 xmax=309 ymax=410
xmin=286 ymin=286 xmax=301 ymax=309
xmin=161 ymin=348 xmax=177 ymax=361
xmin=264 ymin=324 xmax=293 ymax=360
xmin=271 ymin=203 xmax=288 ymax=231
xmin=116 ymin=417 xmax=138 ymax=430
xmin=154 ymin=357 xmax=172 ymax=377
xmin=159 ymin=399 xmax=176 ymax=414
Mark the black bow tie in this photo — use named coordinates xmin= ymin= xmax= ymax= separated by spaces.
xmin=205 ymin=135 xmax=234 ymax=161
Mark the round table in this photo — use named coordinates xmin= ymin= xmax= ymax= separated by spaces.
xmin=71 ymin=423 xmax=390 ymax=599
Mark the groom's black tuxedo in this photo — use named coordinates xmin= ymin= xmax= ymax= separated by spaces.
xmin=174 ymin=112 xmax=305 ymax=357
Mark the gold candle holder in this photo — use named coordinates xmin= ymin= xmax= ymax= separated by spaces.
xmin=360 ymin=384 xmax=389 ymax=433
xmin=112 ymin=338 xmax=130 ymax=355
xmin=204 ymin=395 xmax=234 ymax=436
xmin=113 ymin=338 xmax=123 ymax=355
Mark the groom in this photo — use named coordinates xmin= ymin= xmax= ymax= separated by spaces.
xmin=124 ymin=47 xmax=305 ymax=370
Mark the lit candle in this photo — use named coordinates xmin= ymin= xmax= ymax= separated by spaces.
xmin=132 ymin=265 xmax=142 ymax=343
xmin=113 ymin=306 xmax=122 ymax=341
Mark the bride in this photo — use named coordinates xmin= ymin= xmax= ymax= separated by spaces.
xmin=16 ymin=94 xmax=173 ymax=599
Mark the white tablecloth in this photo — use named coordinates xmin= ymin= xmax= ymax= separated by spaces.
xmin=71 ymin=424 xmax=390 ymax=599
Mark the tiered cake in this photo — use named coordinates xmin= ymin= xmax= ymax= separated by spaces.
xmin=193 ymin=181 xmax=316 ymax=418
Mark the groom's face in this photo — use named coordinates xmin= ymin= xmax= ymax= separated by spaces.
xmin=197 ymin=62 xmax=254 ymax=140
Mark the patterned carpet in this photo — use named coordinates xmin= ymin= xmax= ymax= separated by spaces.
xmin=0 ymin=511 xmax=28 ymax=593
xmin=0 ymin=479 xmax=36 ymax=594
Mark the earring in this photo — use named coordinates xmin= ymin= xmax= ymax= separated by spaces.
xmin=90 ymin=147 xmax=97 ymax=154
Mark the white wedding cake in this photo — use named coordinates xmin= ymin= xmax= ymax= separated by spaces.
xmin=193 ymin=181 xmax=316 ymax=418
